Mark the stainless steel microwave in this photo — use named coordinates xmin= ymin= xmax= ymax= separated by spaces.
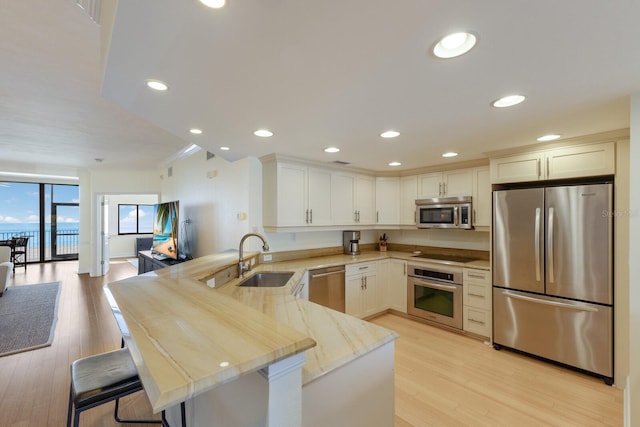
xmin=415 ymin=196 xmax=473 ymax=229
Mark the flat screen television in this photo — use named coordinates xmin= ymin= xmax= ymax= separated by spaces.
xmin=151 ymin=200 xmax=179 ymax=260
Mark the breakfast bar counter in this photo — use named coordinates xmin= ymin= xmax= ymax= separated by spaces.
xmin=105 ymin=250 xmax=399 ymax=426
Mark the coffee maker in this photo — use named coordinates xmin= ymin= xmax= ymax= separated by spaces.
xmin=343 ymin=231 xmax=361 ymax=255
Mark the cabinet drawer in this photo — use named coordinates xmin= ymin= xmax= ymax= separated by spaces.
xmin=463 ymin=306 xmax=491 ymax=337
xmin=464 ymin=282 xmax=491 ymax=310
xmin=346 ymin=262 xmax=377 ymax=276
xmin=463 ymin=268 xmax=490 ymax=284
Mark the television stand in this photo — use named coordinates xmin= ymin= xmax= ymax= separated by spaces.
xmin=137 ymin=250 xmax=185 ymax=274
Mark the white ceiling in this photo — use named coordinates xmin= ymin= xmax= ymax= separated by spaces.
xmin=2 ymin=1 xmax=639 ymax=173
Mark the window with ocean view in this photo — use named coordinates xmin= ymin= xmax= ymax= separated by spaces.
xmin=0 ymin=182 xmax=79 ymax=263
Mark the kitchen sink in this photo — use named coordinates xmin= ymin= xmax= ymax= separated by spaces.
xmin=238 ymin=271 xmax=294 ymax=288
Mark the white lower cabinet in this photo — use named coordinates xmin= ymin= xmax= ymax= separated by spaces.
xmin=386 ymin=259 xmax=407 ymax=313
xmin=463 ymin=267 xmax=492 ymax=338
xmin=346 ymin=262 xmax=380 ymax=319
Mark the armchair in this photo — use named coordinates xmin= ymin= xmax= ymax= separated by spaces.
xmin=0 ymin=246 xmax=13 ymax=296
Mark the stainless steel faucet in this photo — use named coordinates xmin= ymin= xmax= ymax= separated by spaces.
xmin=238 ymin=232 xmax=270 ymax=278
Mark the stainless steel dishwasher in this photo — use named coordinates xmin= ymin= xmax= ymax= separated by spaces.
xmin=308 ymin=265 xmax=346 ymax=313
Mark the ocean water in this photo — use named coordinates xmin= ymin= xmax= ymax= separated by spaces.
xmin=0 ymin=223 xmax=79 ymax=248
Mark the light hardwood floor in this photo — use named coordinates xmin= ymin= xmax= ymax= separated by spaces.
xmin=371 ymin=314 xmax=623 ymax=427
xmin=0 ymin=260 xmax=623 ymax=426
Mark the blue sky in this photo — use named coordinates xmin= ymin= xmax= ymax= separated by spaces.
xmin=0 ymin=182 xmax=79 ymax=224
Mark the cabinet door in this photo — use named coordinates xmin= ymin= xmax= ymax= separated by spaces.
xmin=417 ymin=172 xmax=442 ymax=198
xmin=361 ymin=272 xmax=380 ymax=318
xmin=400 ymin=176 xmax=418 ymax=225
xmin=307 ymin=168 xmax=332 ymax=225
xmin=388 ymin=259 xmax=407 ymax=313
xmin=490 ymin=152 xmax=545 ymax=183
xmin=355 ymin=175 xmax=376 ymax=225
xmin=277 ymin=163 xmax=307 ymax=226
xmin=332 ymin=172 xmax=356 ymax=225
xmin=345 ymin=274 xmax=364 ymax=318
xmin=473 ymin=166 xmax=491 ymax=227
xmin=443 ymin=168 xmax=473 ymax=197
xmin=546 ymin=142 xmax=615 ymax=180
xmin=375 ymin=177 xmax=400 ymax=225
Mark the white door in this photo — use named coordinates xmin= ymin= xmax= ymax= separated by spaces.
xmin=100 ymin=196 xmax=110 ymax=276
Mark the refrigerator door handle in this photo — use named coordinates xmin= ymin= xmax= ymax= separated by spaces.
xmin=501 ymin=290 xmax=598 ymax=312
xmin=548 ymin=207 xmax=555 ymax=283
xmin=534 ymin=207 xmax=541 ymax=282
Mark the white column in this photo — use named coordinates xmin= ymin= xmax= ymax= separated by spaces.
xmin=258 ymin=352 xmax=306 ymax=427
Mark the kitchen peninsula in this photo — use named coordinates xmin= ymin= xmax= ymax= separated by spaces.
xmin=105 ymin=251 xmax=399 ymax=426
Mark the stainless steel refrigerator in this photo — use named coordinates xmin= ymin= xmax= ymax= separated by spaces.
xmin=492 ymin=183 xmax=613 ymax=383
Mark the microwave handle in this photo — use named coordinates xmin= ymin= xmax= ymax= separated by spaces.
xmin=453 ymin=206 xmax=459 ymax=226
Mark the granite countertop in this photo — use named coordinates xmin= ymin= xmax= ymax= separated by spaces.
xmin=105 ymin=249 xmax=488 ymax=413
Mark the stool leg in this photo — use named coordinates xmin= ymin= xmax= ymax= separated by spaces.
xmin=66 ymin=384 xmax=73 ymax=427
xmin=159 ymin=402 xmax=186 ymax=427
xmin=114 ymin=397 xmax=163 ymax=424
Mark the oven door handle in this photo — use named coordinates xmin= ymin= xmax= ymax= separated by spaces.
xmin=413 ymin=280 xmax=458 ymax=292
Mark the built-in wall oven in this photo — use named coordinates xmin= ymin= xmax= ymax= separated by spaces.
xmin=407 ymin=262 xmax=463 ymax=330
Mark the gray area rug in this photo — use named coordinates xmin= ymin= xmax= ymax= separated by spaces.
xmin=0 ymin=282 xmax=61 ymax=357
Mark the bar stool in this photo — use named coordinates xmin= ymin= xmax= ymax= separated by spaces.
xmin=66 ymin=348 xmax=165 ymax=427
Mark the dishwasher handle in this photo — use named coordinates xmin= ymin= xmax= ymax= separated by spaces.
xmin=310 ymin=269 xmax=346 ymax=279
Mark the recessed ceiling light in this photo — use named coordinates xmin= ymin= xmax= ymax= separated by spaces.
xmin=389 ymin=161 xmax=402 ymax=167
xmin=220 ymin=146 xmax=230 ymax=151
xmin=145 ymin=79 xmax=169 ymax=91
xmin=492 ymin=95 xmax=526 ymax=108
xmin=324 ymin=147 xmax=340 ymax=153
xmin=254 ymin=129 xmax=274 ymax=137
xmin=200 ymin=0 xmax=226 ymax=8
xmin=189 ymin=128 xmax=203 ymax=135
xmin=380 ymin=130 xmax=400 ymax=138
xmin=433 ymin=32 xmax=477 ymax=59
xmin=442 ymin=152 xmax=458 ymax=158
xmin=537 ymin=134 xmax=561 ymax=142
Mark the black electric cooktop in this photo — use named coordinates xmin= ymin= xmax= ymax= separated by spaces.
xmin=411 ymin=253 xmax=481 ymax=263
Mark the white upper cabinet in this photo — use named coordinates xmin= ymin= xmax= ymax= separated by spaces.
xmin=417 ymin=169 xmax=473 ymax=199
xmin=307 ymin=168 xmax=333 ymax=225
xmin=490 ymin=142 xmax=615 ymax=184
xmin=331 ymin=172 xmax=356 ymax=225
xmin=375 ymin=177 xmax=400 ymax=225
xmin=262 ymin=159 xmax=332 ymax=227
xmin=546 ymin=142 xmax=615 ymax=180
xmin=355 ymin=175 xmax=376 ymax=225
xmin=331 ymin=172 xmax=375 ymax=225
xmin=400 ymin=176 xmax=418 ymax=225
xmin=472 ymin=166 xmax=491 ymax=227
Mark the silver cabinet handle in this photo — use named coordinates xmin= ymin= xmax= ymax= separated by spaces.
xmin=310 ymin=209 xmax=313 ymax=224
xmin=468 ymin=292 xmax=485 ymax=298
xmin=443 ymin=182 xmax=447 ymax=196
xmin=467 ymin=273 xmax=485 ymax=279
xmin=548 ymin=207 xmax=555 ymax=283
xmin=469 ymin=319 xmax=485 ymax=325
xmin=534 ymin=207 xmax=541 ymax=282
xmin=501 ymin=290 xmax=598 ymax=312
xmin=536 ymin=159 xmax=541 ymax=177
xmin=305 ymin=209 xmax=309 ymax=224
xmin=376 ymin=211 xmax=379 ymax=223
xmin=438 ymin=182 xmax=442 ymax=196
xmin=310 ymin=270 xmax=345 ymax=279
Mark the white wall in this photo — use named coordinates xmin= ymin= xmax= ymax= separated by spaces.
xmin=107 ymin=194 xmax=158 ymax=258
xmin=628 ymin=95 xmax=640 ymax=426
xmin=160 ymin=150 xmax=262 ymax=257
